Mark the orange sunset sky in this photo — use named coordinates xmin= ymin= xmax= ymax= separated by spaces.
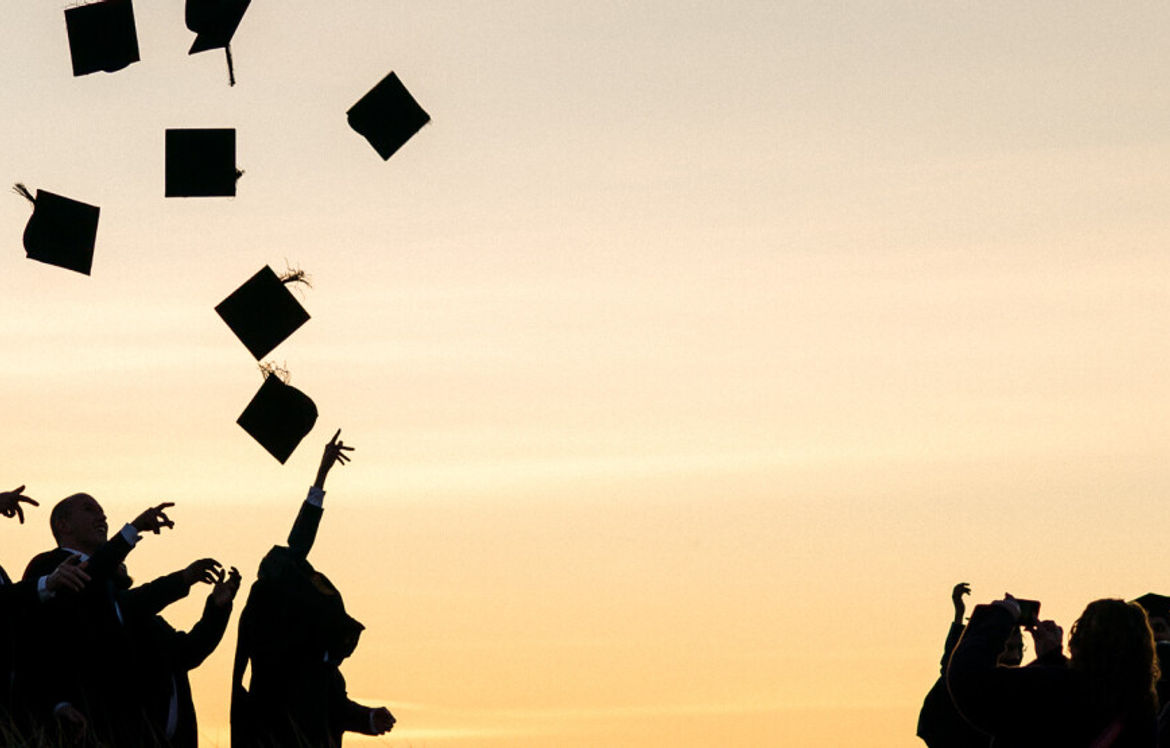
xmin=4 ymin=2 xmax=1170 ymax=746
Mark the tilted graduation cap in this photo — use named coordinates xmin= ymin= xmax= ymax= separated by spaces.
xmin=13 ymin=184 xmax=99 ymax=275
xmin=1135 ymin=593 xmax=1170 ymax=621
xmin=165 ymin=128 xmax=241 ymax=197
xmin=186 ymin=0 xmax=250 ymax=52
xmin=215 ymin=266 xmax=311 ymax=359
xmin=237 ymin=374 xmax=318 ymax=463
xmin=65 ymin=0 xmax=140 ymax=77
xmin=185 ymin=0 xmax=251 ymax=85
xmin=347 ymin=72 xmax=431 ymax=161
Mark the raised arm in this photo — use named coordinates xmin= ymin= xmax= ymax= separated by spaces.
xmin=173 ymin=566 xmax=241 ymax=671
xmin=288 ymin=430 xmax=353 ymax=558
xmin=939 ymin=582 xmax=971 ymax=672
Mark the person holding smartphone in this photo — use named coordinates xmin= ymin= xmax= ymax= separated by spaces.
xmin=948 ymin=595 xmax=1158 ymax=747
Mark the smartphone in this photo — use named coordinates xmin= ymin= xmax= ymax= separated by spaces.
xmin=1016 ymin=599 xmax=1041 ymax=628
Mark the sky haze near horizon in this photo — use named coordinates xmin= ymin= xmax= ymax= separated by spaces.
xmin=4 ymin=2 xmax=1170 ymax=745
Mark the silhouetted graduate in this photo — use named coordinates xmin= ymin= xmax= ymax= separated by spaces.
xmin=18 ymin=499 xmax=210 ymax=745
xmin=232 ymin=431 xmax=395 ymax=747
xmin=13 ymin=183 xmax=99 ymax=275
xmin=917 ymin=583 xmax=992 ymax=748
xmin=0 ymin=486 xmax=90 ymax=736
xmin=138 ymin=564 xmax=242 ymax=747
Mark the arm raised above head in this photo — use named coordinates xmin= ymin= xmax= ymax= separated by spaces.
xmin=288 ymin=430 xmax=354 ymax=558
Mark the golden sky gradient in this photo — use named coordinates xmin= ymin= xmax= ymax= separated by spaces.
xmin=4 ymin=2 xmax=1170 ymax=745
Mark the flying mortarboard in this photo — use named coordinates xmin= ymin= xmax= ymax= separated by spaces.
xmin=237 ymin=373 xmax=318 ymax=463
xmin=65 ymin=0 xmax=140 ymax=77
xmin=185 ymin=0 xmax=251 ymax=85
xmin=215 ymin=266 xmax=311 ymax=359
xmin=165 ymin=128 xmax=241 ymax=197
xmin=13 ymin=184 xmax=99 ymax=275
xmin=186 ymin=0 xmax=250 ymax=53
xmin=347 ymin=72 xmax=431 ymax=161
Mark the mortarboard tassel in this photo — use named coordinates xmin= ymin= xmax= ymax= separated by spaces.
xmin=278 ymin=264 xmax=311 ymax=288
xmin=12 ymin=183 xmax=36 ymax=206
xmin=225 ymin=44 xmax=236 ymax=87
xmin=258 ymin=360 xmax=291 ymax=383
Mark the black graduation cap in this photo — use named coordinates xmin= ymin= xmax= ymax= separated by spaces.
xmin=186 ymin=0 xmax=251 ymax=53
xmin=185 ymin=0 xmax=250 ymax=85
xmin=165 ymin=128 xmax=240 ymax=197
xmin=1135 ymin=593 xmax=1170 ymax=621
xmin=347 ymin=72 xmax=431 ymax=161
xmin=14 ymin=184 xmax=99 ymax=275
xmin=237 ymin=374 xmax=318 ymax=463
xmin=64 ymin=0 xmax=140 ymax=77
xmin=215 ymin=266 xmax=310 ymax=359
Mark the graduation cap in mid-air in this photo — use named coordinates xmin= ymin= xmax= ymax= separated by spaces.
xmin=13 ymin=184 xmax=99 ymax=275
xmin=64 ymin=0 xmax=140 ymax=77
xmin=165 ymin=128 xmax=241 ymax=197
xmin=215 ymin=265 xmax=311 ymax=359
xmin=237 ymin=373 xmax=318 ymax=463
xmin=347 ymin=72 xmax=431 ymax=161
xmin=185 ymin=0 xmax=251 ymax=85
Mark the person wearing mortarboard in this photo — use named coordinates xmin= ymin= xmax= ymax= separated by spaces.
xmin=232 ymin=431 xmax=396 ymax=747
xmin=1132 ymin=593 xmax=1170 ymax=745
xmin=17 ymin=498 xmax=218 ymax=745
xmin=0 ymin=486 xmax=91 ymax=740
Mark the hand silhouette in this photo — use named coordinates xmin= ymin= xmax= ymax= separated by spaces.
xmin=211 ymin=566 xmax=242 ymax=607
xmin=314 ymin=429 xmax=354 ymax=489
xmin=132 ymin=502 xmax=176 ymax=534
xmin=1031 ymin=620 xmax=1064 ymax=659
xmin=0 ymin=485 xmax=38 ymax=524
xmin=952 ymin=582 xmax=970 ymax=623
xmin=183 ymin=558 xmax=223 ymax=586
xmin=45 ymin=554 xmax=90 ymax=594
xmin=370 ymin=706 xmax=395 ymax=734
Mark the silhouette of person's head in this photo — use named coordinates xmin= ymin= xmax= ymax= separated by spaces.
xmin=998 ymin=627 xmax=1025 ymax=667
xmin=1069 ymin=599 xmax=1159 ymax=713
xmin=255 ymin=548 xmax=365 ymax=663
xmin=1133 ymin=594 xmax=1170 ymax=643
xmin=50 ymin=493 xmax=109 ymax=554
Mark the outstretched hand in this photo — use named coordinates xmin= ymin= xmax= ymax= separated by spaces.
xmin=0 ymin=485 xmax=38 ymax=524
xmin=314 ymin=429 xmax=354 ymax=489
xmin=211 ymin=566 xmax=242 ymax=607
xmin=183 ymin=558 xmax=223 ymax=586
xmin=45 ymin=554 xmax=90 ymax=594
xmin=132 ymin=502 xmax=175 ymax=535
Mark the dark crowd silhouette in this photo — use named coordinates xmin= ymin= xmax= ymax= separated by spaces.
xmin=918 ymin=582 xmax=1170 ymax=748
xmin=8 ymin=1 xmax=433 ymax=744
xmin=0 ymin=432 xmax=393 ymax=747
